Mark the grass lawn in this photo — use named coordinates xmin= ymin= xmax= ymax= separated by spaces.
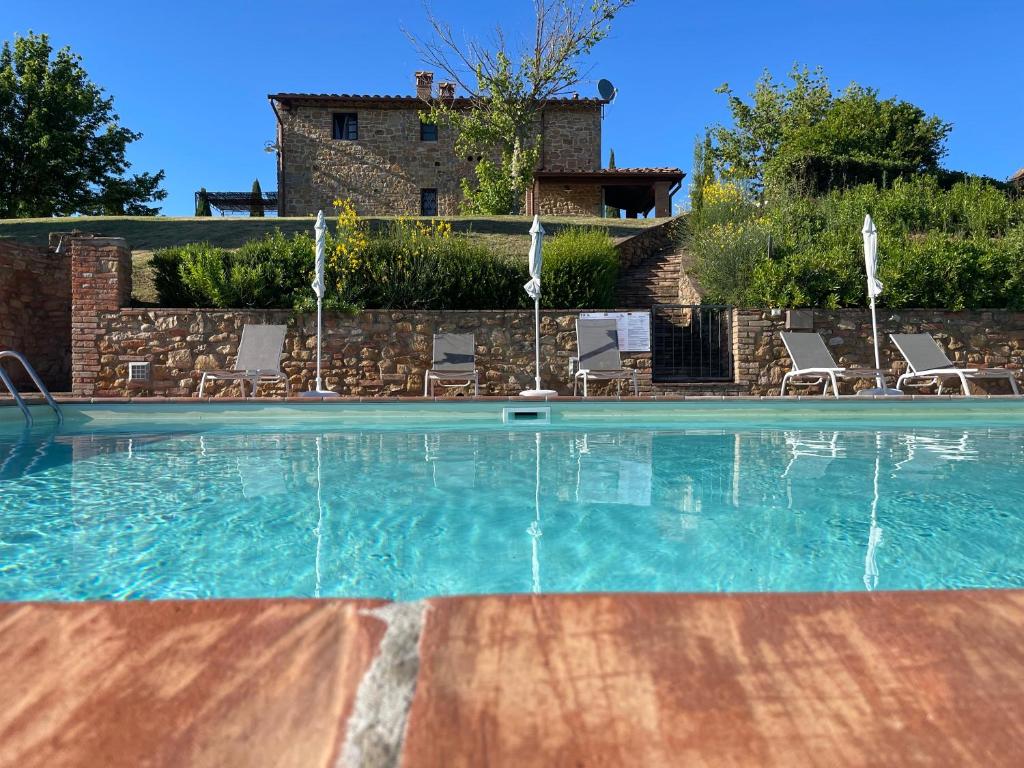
xmin=0 ymin=215 xmax=661 ymax=303
xmin=0 ymin=214 xmax=655 ymax=249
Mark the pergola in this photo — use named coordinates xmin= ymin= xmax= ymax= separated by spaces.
xmin=198 ymin=191 xmax=279 ymax=216
xmin=529 ymin=168 xmax=684 ymax=218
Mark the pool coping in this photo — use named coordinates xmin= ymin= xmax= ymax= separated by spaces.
xmin=3 ymin=393 xmax=1023 ymax=405
xmin=3 ymin=589 xmax=1024 ymax=767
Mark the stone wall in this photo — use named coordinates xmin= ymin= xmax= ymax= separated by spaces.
xmin=534 ymin=181 xmax=603 ymax=217
xmin=613 ymin=217 xmax=684 ymax=269
xmin=733 ymin=308 xmax=1024 ymax=395
xmin=78 ymin=304 xmax=1024 ymax=398
xmin=91 ymin=309 xmax=652 ymax=398
xmin=277 ymin=103 xmax=469 ymax=217
xmin=56 ymin=227 xmax=1024 ymax=399
xmin=277 ymin=100 xmax=602 ymax=217
xmin=538 ymin=106 xmax=602 ymax=172
xmin=0 ymin=239 xmax=70 ymax=390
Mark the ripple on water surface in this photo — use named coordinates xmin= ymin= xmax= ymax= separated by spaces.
xmin=1 ymin=425 xmax=1023 ymax=600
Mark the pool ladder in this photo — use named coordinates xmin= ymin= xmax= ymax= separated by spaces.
xmin=0 ymin=350 xmax=63 ymax=427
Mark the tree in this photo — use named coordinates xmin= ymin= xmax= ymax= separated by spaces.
xmin=250 ymin=179 xmax=264 ymax=217
xmin=195 ymin=187 xmax=212 ymax=217
xmin=605 ymin=147 xmax=620 ymax=218
xmin=408 ymin=1 xmax=633 ymax=214
xmin=711 ymin=65 xmax=951 ymax=196
xmin=689 ymin=132 xmax=714 ymax=215
xmin=0 ymin=32 xmax=165 ymax=218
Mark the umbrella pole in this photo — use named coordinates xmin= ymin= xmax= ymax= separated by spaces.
xmin=869 ymin=294 xmax=883 ymax=390
xmin=533 ymin=295 xmax=542 ymax=391
xmin=316 ymin=295 xmax=323 ymax=392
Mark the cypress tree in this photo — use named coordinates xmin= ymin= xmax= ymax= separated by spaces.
xmin=250 ymin=179 xmax=264 ymax=217
xmin=195 ymin=187 xmax=211 ymax=216
xmin=605 ymin=148 xmax=620 ymax=218
xmin=690 ymin=132 xmax=714 ymax=216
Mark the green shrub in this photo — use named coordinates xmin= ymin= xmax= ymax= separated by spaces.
xmin=689 ymin=175 xmax=1024 ymax=309
xmin=151 ymin=246 xmax=206 ymax=307
xmin=155 ymin=232 xmax=319 ymax=309
xmin=541 ymin=227 xmax=619 ymax=308
xmin=435 ymin=239 xmax=526 ymax=309
xmin=154 ymin=223 xmax=619 ymax=311
xmin=691 ymin=221 xmax=768 ymax=305
xmin=749 ymin=243 xmax=864 ymax=309
xmin=336 ymin=220 xmax=527 ymax=310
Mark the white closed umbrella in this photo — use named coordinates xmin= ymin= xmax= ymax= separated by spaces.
xmin=302 ymin=210 xmax=338 ymax=397
xmin=520 ymin=215 xmax=557 ymax=397
xmin=860 ymin=215 xmax=902 ymax=396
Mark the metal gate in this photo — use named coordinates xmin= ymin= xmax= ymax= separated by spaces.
xmin=651 ymin=304 xmax=733 ymax=381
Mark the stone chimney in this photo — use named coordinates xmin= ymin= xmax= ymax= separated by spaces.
xmin=415 ymin=71 xmax=434 ymax=100
xmin=437 ymin=81 xmax=456 ymax=102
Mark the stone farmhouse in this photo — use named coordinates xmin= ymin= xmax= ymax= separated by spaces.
xmin=270 ymin=71 xmax=683 ymax=218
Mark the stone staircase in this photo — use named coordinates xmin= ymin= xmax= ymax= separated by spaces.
xmin=615 ymin=247 xmax=683 ymax=307
xmin=613 ymin=245 xmax=751 ymax=395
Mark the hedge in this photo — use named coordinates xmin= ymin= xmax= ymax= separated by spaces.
xmin=152 ymin=224 xmax=620 ymax=311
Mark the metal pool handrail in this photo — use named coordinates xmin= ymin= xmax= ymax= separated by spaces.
xmin=0 ymin=350 xmax=63 ymax=427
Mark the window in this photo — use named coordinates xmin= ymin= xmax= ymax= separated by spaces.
xmin=420 ymin=121 xmax=438 ymax=141
xmin=332 ymin=112 xmax=358 ymax=140
xmin=420 ymin=188 xmax=438 ymax=217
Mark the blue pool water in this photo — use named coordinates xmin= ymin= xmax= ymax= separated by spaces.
xmin=2 ymin=402 xmax=1023 ymax=600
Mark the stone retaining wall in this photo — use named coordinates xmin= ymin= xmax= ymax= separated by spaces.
xmin=94 ymin=309 xmax=652 ymax=398
xmin=54 ymin=229 xmax=1024 ymax=399
xmin=733 ymin=308 xmax=1024 ymax=395
xmin=614 ymin=216 xmax=683 ymax=270
xmin=0 ymin=239 xmax=70 ymax=390
xmin=84 ymin=305 xmax=1024 ymax=398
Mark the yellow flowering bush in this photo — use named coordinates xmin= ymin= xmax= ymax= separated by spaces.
xmin=699 ymin=180 xmax=746 ymax=207
xmin=329 ymin=198 xmax=368 ymax=281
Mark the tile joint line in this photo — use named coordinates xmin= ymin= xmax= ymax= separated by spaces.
xmin=339 ymin=600 xmax=428 ymax=768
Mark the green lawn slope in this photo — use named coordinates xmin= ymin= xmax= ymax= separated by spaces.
xmin=0 ymin=214 xmax=654 ymax=250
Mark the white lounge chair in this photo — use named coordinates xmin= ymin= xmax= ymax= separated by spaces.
xmin=779 ymin=332 xmax=889 ymax=398
xmin=572 ymin=318 xmax=639 ymax=397
xmin=424 ymin=333 xmax=479 ymax=396
xmin=198 ymin=324 xmax=290 ymax=397
xmin=890 ymin=333 xmax=1020 ymax=396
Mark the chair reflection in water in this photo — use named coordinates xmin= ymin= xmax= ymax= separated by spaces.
xmin=423 ymin=433 xmax=478 ymax=490
xmin=780 ymin=430 xmax=885 ymax=590
xmin=781 ymin=431 xmax=843 ymax=482
xmin=572 ymin=433 xmax=653 ymax=507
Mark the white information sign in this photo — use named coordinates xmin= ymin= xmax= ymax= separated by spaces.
xmin=579 ymin=311 xmax=651 ymax=352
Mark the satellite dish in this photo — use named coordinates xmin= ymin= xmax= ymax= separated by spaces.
xmin=597 ymin=78 xmax=616 ymax=101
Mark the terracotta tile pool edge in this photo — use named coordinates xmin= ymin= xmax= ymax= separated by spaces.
xmin=4 ymin=590 xmax=1024 ymax=767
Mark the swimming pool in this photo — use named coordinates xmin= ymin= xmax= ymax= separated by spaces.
xmin=2 ymin=400 xmax=1023 ymax=600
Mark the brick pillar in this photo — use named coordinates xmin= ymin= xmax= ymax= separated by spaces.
xmin=70 ymin=236 xmax=131 ymax=396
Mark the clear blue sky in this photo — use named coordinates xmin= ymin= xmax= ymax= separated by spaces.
xmin=4 ymin=0 xmax=1022 ymax=215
